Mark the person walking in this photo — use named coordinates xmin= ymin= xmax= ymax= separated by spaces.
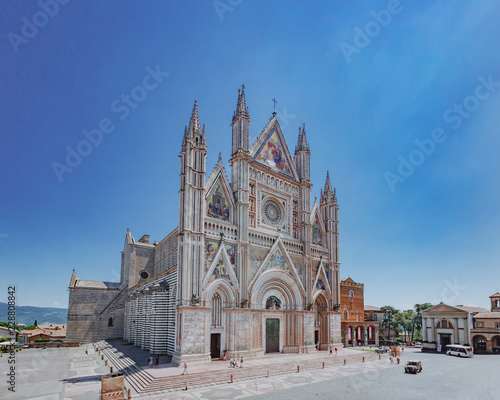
xmin=155 ymin=355 xmax=159 ymax=367
xmin=389 ymin=355 xmax=393 ymax=364
xmin=240 ymin=356 xmax=243 ymax=368
xmin=335 ymin=347 xmax=338 ymax=355
xmin=329 ymin=346 xmax=333 ymax=355
xmin=396 ymin=355 xmax=400 ymax=365
xmin=229 ymin=358 xmax=234 ymax=368
xmin=148 ymin=356 xmax=153 ymax=368
xmin=182 ymin=362 xmax=188 ymax=375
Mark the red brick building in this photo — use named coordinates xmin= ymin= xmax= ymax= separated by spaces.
xmin=340 ymin=278 xmax=379 ymax=346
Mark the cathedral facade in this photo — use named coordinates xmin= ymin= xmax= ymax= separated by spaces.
xmin=66 ymin=86 xmax=342 ymax=364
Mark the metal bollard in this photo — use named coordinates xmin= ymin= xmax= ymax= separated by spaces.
xmin=267 ymin=369 xmax=270 ymax=377
xmin=379 ymin=354 xmax=381 ymax=360
xmin=110 ymin=366 xmax=113 ymax=373
xmin=363 ymin=356 xmax=365 ymax=362
xmin=128 ymin=388 xmax=131 ymax=399
xmin=105 ymin=360 xmax=108 ymax=366
xmin=297 ymin=365 xmax=300 ymax=373
xmin=186 ymin=379 xmax=189 ymax=391
xmin=344 ymin=359 xmax=346 ymax=365
xmin=231 ymin=374 xmax=233 ymax=383
xmin=322 ymin=362 xmax=325 ymax=369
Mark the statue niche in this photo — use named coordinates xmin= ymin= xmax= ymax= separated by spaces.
xmin=266 ymin=296 xmax=281 ymax=310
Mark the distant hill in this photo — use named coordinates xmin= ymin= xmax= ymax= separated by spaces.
xmin=0 ymin=302 xmax=67 ymax=325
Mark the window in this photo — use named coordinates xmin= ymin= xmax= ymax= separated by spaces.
xmin=437 ymin=319 xmax=453 ymax=329
xmin=476 ymin=321 xmax=484 ymax=328
xmin=108 ymin=317 xmax=114 ymax=327
xmin=343 ymin=310 xmax=348 ymax=320
xmin=356 ymin=315 xmax=359 ymax=322
xmin=211 ymin=293 xmax=222 ymax=327
xmin=349 ymin=290 xmax=354 ymax=298
xmin=496 ymin=300 xmax=500 ymax=308
xmin=496 ymin=323 xmax=500 ymax=330
xmin=374 ymin=314 xmax=377 ymax=321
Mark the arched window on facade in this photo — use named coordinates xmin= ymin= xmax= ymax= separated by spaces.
xmin=343 ymin=310 xmax=348 ymax=320
xmin=211 ymin=293 xmax=223 ymax=327
xmin=349 ymin=290 xmax=354 ymax=298
xmin=436 ymin=319 xmax=453 ymax=329
xmin=108 ymin=317 xmax=114 ymax=327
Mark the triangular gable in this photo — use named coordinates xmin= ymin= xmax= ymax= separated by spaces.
xmin=422 ymin=303 xmax=467 ymax=314
xmin=248 ymin=236 xmax=305 ymax=295
xmin=263 ymin=247 xmax=290 ymax=273
xmin=310 ymin=203 xmax=325 ymax=247
xmin=250 ymin=117 xmax=298 ymax=181
xmin=206 ymin=160 xmax=234 ymax=222
xmin=312 ymin=260 xmax=332 ymax=299
xmin=202 ymin=242 xmax=239 ymax=290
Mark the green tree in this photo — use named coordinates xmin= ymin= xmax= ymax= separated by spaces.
xmin=34 ymin=320 xmax=38 ymax=327
xmin=414 ymin=303 xmax=433 ymax=340
xmin=380 ymin=306 xmax=399 ymax=341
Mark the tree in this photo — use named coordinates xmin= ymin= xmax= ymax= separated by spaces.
xmin=34 ymin=320 xmax=38 ymax=327
xmin=414 ymin=303 xmax=433 ymax=340
xmin=380 ymin=306 xmax=399 ymax=341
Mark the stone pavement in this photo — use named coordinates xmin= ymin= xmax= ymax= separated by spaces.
xmin=95 ymin=340 xmax=383 ymax=395
xmin=0 ymin=344 xmax=387 ymax=399
xmin=135 ymin=357 xmax=397 ymax=399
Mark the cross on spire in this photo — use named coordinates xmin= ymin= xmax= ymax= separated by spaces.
xmin=272 ymin=98 xmax=277 ymax=115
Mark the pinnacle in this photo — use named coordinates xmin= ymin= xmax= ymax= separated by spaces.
xmin=324 ymin=170 xmax=333 ymax=195
xmin=188 ymin=100 xmax=201 ymax=135
xmin=295 ymin=123 xmax=309 ymax=153
xmin=232 ymin=85 xmax=250 ymax=122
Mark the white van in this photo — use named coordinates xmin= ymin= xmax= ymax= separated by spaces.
xmin=445 ymin=344 xmax=474 ymax=357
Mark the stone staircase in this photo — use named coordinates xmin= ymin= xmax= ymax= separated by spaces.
xmin=95 ymin=340 xmax=380 ymax=396
xmin=95 ymin=340 xmax=154 ymax=394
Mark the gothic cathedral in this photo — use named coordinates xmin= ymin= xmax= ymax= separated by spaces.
xmin=66 ymin=86 xmax=342 ymax=364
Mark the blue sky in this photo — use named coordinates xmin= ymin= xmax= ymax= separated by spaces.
xmin=1 ymin=0 xmax=499 ymax=311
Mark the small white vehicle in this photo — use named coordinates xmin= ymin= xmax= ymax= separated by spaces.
xmin=445 ymin=344 xmax=474 ymax=357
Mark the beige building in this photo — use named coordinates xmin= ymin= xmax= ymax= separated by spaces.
xmin=67 ymin=86 xmax=344 ymax=364
xmin=470 ymin=293 xmax=500 ymax=354
xmin=421 ymin=301 xmax=495 ymax=353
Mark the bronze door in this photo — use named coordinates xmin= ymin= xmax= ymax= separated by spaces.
xmin=210 ymin=333 xmax=221 ymax=359
xmin=266 ymin=318 xmax=280 ymax=353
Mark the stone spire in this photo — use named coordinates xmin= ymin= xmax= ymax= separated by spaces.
xmin=188 ymin=100 xmax=201 ymax=136
xmin=295 ymin=123 xmax=309 ymax=153
xmin=232 ymin=84 xmax=249 ymax=122
xmin=322 ymin=170 xmax=334 ymax=202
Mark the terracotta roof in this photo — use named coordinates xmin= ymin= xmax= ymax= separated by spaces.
xmin=474 ymin=312 xmax=500 ymax=319
xmin=489 ymin=292 xmax=500 ymax=298
xmin=455 ymin=306 xmax=489 ymax=314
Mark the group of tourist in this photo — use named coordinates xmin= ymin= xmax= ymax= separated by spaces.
xmin=147 ymin=355 xmax=160 ymax=368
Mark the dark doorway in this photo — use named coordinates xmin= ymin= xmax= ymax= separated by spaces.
xmin=315 ymin=330 xmax=319 ymax=346
xmin=210 ymin=333 xmax=221 ymax=359
xmin=266 ymin=318 xmax=280 ymax=353
xmin=440 ymin=335 xmax=451 ymax=352
xmin=475 ymin=338 xmax=487 ymax=354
